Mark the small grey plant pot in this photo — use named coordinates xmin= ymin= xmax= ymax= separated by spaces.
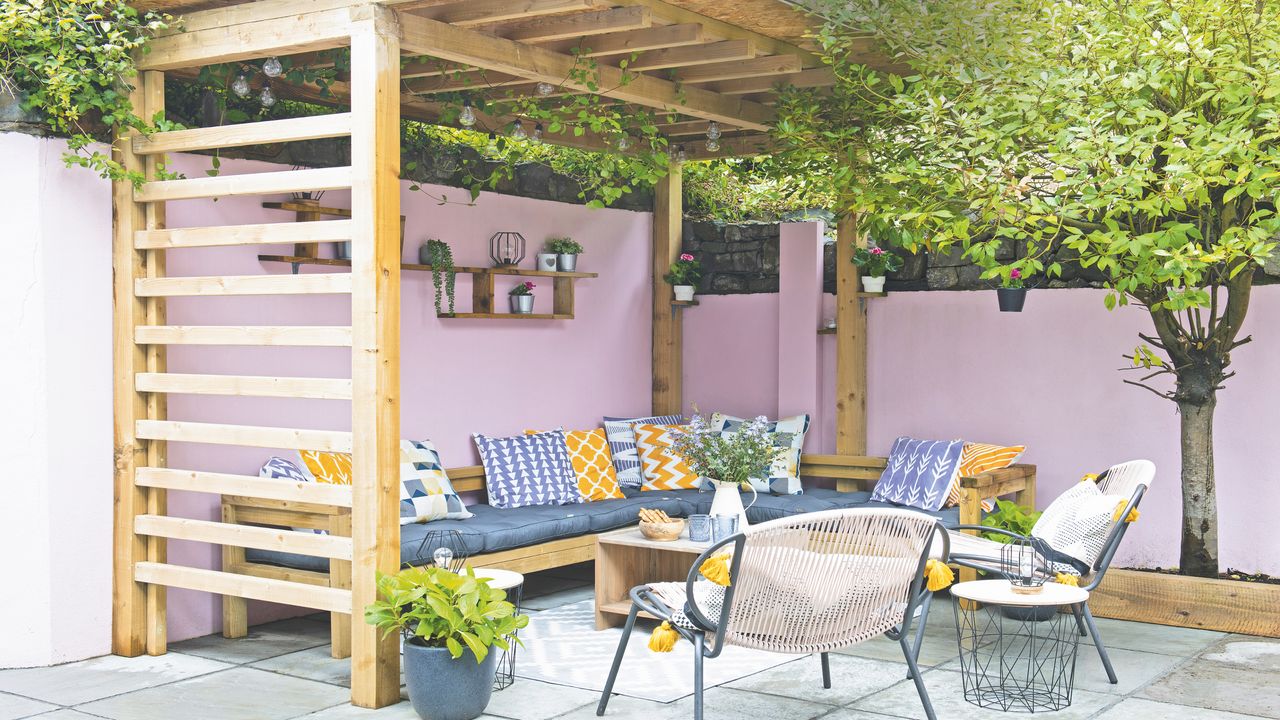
xmin=557 ymin=253 xmax=578 ymax=272
xmin=536 ymin=252 xmax=559 ymax=272
xmin=335 ymin=241 xmax=352 ymax=260
xmin=510 ymin=294 xmax=535 ymax=314
xmin=418 ymin=244 xmax=433 ymax=266
xmin=404 ymin=641 xmax=498 ymax=720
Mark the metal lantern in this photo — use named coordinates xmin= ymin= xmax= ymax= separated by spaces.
xmin=489 ymin=231 xmax=526 ymax=267
xmin=1001 ymin=536 xmax=1047 ymax=594
xmin=415 ymin=529 xmax=470 ymax=572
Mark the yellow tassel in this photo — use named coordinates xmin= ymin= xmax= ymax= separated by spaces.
xmin=1112 ymin=501 xmax=1139 ymax=523
xmin=924 ymin=559 xmax=954 ymax=592
xmin=1081 ymin=473 xmax=1099 ymax=483
xmin=1055 ymin=573 xmax=1079 ymax=587
xmin=699 ymin=554 xmax=732 ymax=586
xmin=648 ymin=621 xmax=679 ymax=652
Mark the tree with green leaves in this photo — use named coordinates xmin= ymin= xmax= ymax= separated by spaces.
xmin=772 ymin=0 xmax=1280 ymax=576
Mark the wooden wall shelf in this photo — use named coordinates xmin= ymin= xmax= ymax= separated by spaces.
xmin=818 ymin=327 xmax=836 ymax=335
xmin=439 ymin=313 xmax=572 ymax=320
xmin=672 ymin=299 xmax=699 ymax=307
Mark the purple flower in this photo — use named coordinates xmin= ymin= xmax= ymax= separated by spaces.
xmin=524 ymin=281 xmax=536 ymax=290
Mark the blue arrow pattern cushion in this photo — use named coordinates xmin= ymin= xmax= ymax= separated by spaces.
xmin=871 ymin=437 xmax=965 ymax=511
xmin=474 ymin=429 xmax=581 ymax=509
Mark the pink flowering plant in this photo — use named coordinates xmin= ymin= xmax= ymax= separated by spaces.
xmin=664 ymin=253 xmax=703 ymax=286
xmin=1002 ymin=267 xmax=1026 ymax=289
xmin=508 ymin=280 xmax=536 ymax=296
xmin=851 ymin=245 xmax=903 ymax=277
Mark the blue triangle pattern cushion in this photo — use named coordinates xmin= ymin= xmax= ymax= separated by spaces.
xmin=474 ymin=429 xmax=581 ymax=509
xmin=260 ymin=456 xmax=326 ymax=534
xmin=870 ymin=436 xmax=965 ymax=511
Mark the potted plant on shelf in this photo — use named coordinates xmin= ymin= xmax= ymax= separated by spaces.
xmin=998 ymin=267 xmax=1027 ymax=312
xmin=664 ymin=253 xmax=702 ymax=302
xmin=852 ymin=246 xmax=902 ymax=293
xmin=365 ymin=566 xmax=527 ymax=720
xmin=546 ymin=237 xmax=585 ymax=272
xmin=419 ymin=239 xmax=456 ymax=316
xmin=509 ymin=281 xmax=536 ymax=314
xmin=669 ymin=414 xmax=781 ymax=528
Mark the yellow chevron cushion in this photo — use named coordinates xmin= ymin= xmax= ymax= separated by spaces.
xmin=634 ymin=423 xmax=703 ymax=491
xmin=526 ymin=428 xmax=624 ymax=502
xmin=945 ymin=442 xmax=1026 ymax=510
xmin=297 ymin=450 xmax=353 ymax=485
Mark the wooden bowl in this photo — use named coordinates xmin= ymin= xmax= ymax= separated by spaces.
xmin=639 ymin=519 xmax=685 ymax=541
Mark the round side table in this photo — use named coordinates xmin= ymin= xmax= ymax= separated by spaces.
xmin=950 ymin=579 xmax=1088 ymax=713
xmin=473 ymin=568 xmax=524 ymax=691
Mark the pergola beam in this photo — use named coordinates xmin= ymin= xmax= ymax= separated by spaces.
xmin=674 ymin=55 xmax=802 ymax=84
xmin=540 ymin=22 xmax=704 ymax=56
xmin=138 ymin=6 xmax=353 ymax=71
xmin=479 ymin=6 xmax=652 ymax=42
xmin=411 ymin=0 xmax=597 ymax=27
xmin=398 ymin=12 xmax=775 ymax=130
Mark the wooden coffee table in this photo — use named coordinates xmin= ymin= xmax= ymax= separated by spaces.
xmin=594 ymin=526 xmax=710 ymax=630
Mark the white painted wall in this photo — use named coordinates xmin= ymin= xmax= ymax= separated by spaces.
xmin=0 ymin=133 xmax=114 ymax=667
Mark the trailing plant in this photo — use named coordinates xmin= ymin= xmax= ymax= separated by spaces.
xmin=364 ymin=566 xmax=526 ymax=662
xmin=545 ymin=237 xmax=583 ymax=255
xmin=980 ymin=500 xmax=1042 ymax=544
xmin=851 ymin=246 xmax=902 ymax=278
xmin=508 ymin=280 xmax=535 ymax=297
xmin=0 ymin=0 xmax=172 ymax=184
xmin=669 ymin=414 xmax=780 ymax=488
xmin=423 ymin=239 xmax=456 ymax=315
xmin=663 ymin=253 xmax=702 ymax=286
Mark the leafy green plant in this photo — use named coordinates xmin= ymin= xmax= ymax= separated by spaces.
xmin=545 ymin=237 xmax=583 ymax=255
xmin=670 ymin=414 xmax=780 ymax=488
xmin=422 ymin=239 xmax=456 ymax=316
xmin=663 ymin=253 xmax=701 ymax=286
xmin=364 ymin=566 xmax=527 ymax=663
xmin=851 ymin=246 xmax=903 ymax=278
xmin=980 ymin=500 xmax=1042 ymax=544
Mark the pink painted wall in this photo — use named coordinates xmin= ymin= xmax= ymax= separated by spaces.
xmin=158 ymin=153 xmax=654 ymax=640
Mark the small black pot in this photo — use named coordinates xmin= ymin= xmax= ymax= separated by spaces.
xmin=997 ymin=287 xmax=1027 ymax=312
xmin=1000 ymin=604 xmax=1059 ymax=622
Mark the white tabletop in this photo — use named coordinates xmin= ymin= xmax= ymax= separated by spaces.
xmin=950 ymin=579 xmax=1089 ymax=607
xmin=596 ymin=525 xmax=710 ymax=554
xmin=472 ymin=568 xmax=524 ymax=591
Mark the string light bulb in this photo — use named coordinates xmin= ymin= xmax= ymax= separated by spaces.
xmin=484 ymin=131 xmax=500 ymax=159
xmin=458 ymin=99 xmax=477 ymax=127
xmin=259 ymin=85 xmax=276 ymax=108
xmin=706 ymin=121 xmax=722 ymax=140
xmin=705 ymin=137 xmax=720 ymax=153
xmin=231 ymin=74 xmax=251 ymax=98
xmin=262 ymin=56 xmax=283 ymax=78
xmin=511 ymin=120 xmax=528 ymax=140
xmin=531 ymin=123 xmax=544 ymax=144
xmin=675 ymin=144 xmax=688 ymax=163
xmin=616 ymin=133 xmax=632 ymax=151
xmin=535 ymin=81 xmax=555 ymax=96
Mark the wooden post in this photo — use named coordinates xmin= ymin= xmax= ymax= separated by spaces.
xmin=348 ymin=4 xmax=402 ymax=708
xmin=293 ymin=198 xmax=323 ymax=258
xmin=652 ymin=164 xmax=683 ymax=416
xmin=834 ymin=213 xmax=867 ymax=455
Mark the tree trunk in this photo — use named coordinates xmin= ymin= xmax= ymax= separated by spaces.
xmin=1177 ymin=380 xmax=1219 ymax=578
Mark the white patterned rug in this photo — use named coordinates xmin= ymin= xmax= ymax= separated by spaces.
xmin=515 ymin=600 xmax=796 ymax=703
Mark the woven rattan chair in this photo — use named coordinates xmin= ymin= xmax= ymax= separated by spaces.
xmin=944 ymin=459 xmax=1155 ymax=684
xmin=596 ymin=508 xmax=950 ymax=720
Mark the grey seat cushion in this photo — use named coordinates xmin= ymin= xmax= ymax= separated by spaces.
xmin=577 ymin=493 xmax=691 ymax=532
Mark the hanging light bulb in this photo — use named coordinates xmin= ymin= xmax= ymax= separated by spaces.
xmin=675 ymin=144 xmax=688 ymax=163
xmin=705 ymin=137 xmax=720 ymax=153
xmin=262 ymin=56 xmax=283 ymax=78
xmin=616 ymin=133 xmax=632 ymax=151
xmin=535 ymin=81 xmax=555 ymax=96
xmin=259 ymin=85 xmax=276 ymax=108
xmin=531 ymin=123 xmax=544 ymax=144
xmin=458 ymin=99 xmax=477 ymax=127
xmin=511 ymin=119 xmax=528 ymax=140
xmin=231 ymin=74 xmax=251 ymax=98
xmin=484 ymin=131 xmax=500 ymax=159
xmin=706 ymin=121 xmax=722 ymax=140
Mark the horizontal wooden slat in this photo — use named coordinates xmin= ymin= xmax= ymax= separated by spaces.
xmin=132 ymin=114 xmax=353 ymax=155
xmin=137 ymin=6 xmax=352 ymax=71
xmin=541 ymin=23 xmax=703 ymax=57
xmin=136 ymin=372 xmax=353 ymax=400
xmin=136 ymin=420 xmax=352 ymax=452
xmin=137 ymin=467 xmax=353 ymax=507
xmin=136 ymin=514 xmax=352 ymax=560
xmin=135 ymin=220 xmax=353 ymax=249
xmin=134 ymin=167 xmax=352 ymax=202
xmin=234 ymin=506 xmax=334 ymax=531
xmin=135 ymin=562 xmax=350 ymax=613
xmin=602 ymin=40 xmax=754 ymax=72
xmin=135 ymin=273 xmax=352 ymax=297
xmin=416 ymin=0 xmax=593 ymax=26
xmin=676 ymin=55 xmax=803 ymax=84
xmin=238 ymin=561 xmax=332 ymax=587
xmin=224 ymin=495 xmax=349 ymax=517
xmin=135 ymin=325 xmax=353 ymax=346
xmin=492 ymin=6 xmax=651 ymax=42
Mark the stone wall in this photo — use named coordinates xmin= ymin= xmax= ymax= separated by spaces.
xmin=681 ymin=220 xmax=781 ymax=294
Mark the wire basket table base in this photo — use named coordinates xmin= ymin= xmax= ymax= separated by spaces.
xmin=953 ymin=596 xmax=1082 ymax=712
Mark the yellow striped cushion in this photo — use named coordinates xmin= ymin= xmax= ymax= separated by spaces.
xmin=634 ymin=424 xmax=703 ymax=491
xmin=944 ymin=442 xmax=1026 ymax=510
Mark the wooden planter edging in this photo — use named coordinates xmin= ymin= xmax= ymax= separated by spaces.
xmin=1089 ymin=568 xmax=1280 ymax=637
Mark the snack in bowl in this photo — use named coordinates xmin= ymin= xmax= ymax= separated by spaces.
xmin=638 ymin=508 xmax=685 ymax=541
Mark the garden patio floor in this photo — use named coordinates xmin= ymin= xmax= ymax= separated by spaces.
xmin=2 ymin=565 xmax=1277 ymax=720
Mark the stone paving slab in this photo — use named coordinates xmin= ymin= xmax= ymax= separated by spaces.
xmin=0 ymin=653 xmax=230 ymax=706
xmin=77 ymin=667 xmax=349 ymax=720
xmin=1081 ymin=616 xmax=1225 ymax=657
xmin=1141 ymin=658 xmax=1280 ymax=718
xmin=725 ymin=654 xmax=907 ymax=707
xmin=0 ymin=692 xmax=54 ymax=720
xmin=171 ymin=617 xmax=331 ymax=665
xmin=849 ymin=669 xmax=1120 ymax=720
xmin=1198 ymin=635 xmax=1280 ymax=673
xmin=1094 ymin=697 xmax=1270 ymax=719
xmin=482 ymin=680 xmax=597 ymax=720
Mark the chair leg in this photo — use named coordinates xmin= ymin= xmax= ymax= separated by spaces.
xmin=597 ymin=604 xmax=639 ymax=716
xmin=820 ymin=652 xmax=831 ymax=689
xmin=900 ymin=636 xmax=936 ymax=720
xmin=693 ymin=633 xmax=706 ymax=720
xmin=1070 ymin=603 xmax=1088 ymax=637
xmin=1081 ymin=603 xmax=1118 ymax=685
xmin=911 ymin=593 xmax=933 ymax=666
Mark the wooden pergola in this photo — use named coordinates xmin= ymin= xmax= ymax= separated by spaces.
xmin=112 ymin=0 xmax=894 ymax=707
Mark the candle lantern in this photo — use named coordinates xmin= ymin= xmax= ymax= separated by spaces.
xmin=488 ymin=231 xmax=526 ymax=267
xmin=1001 ymin=536 xmax=1047 ymax=594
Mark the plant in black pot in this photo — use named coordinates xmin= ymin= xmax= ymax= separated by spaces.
xmin=365 ymin=566 xmax=528 ymax=720
xmin=997 ymin=266 xmax=1028 ymax=312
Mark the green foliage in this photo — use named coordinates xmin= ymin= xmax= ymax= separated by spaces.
xmin=423 ymin=239 xmax=456 ymax=316
xmin=508 ymin=280 xmax=535 ymax=297
xmin=682 ymin=158 xmax=832 ymax=222
xmin=670 ymin=414 xmax=780 ymax=488
xmin=545 ymin=237 xmax=584 ymax=255
xmin=364 ymin=566 xmax=527 ymax=663
xmin=980 ymin=500 xmax=1042 ymax=544
xmin=1 ymin=0 xmax=170 ymax=183
xmin=851 ymin=246 xmax=903 ymax=277
xmin=663 ymin=254 xmax=702 ymax=286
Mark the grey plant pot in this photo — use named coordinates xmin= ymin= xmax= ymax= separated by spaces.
xmin=510 ymin=294 xmax=535 ymax=314
xmin=999 ymin=604 xmax=1059 ymax=622
xmin=404 ymin=641 xmax=498 ymax=720
xmin=335 ymin=241 xmax=352 ymax=261
xmin=557 ymin=253 xmax=578 ymax=272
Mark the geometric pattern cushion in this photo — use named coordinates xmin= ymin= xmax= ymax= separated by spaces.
xmin=944 ymin=442 xmax=1026 ymax=510
xmin=527 ymin=429 xmax=624 ymax=502
xmin=399 ymin=439 xmax=472 ymax=524
xmin=870 ymin=436 xmax=965 ymax=511
xmin=260 ymin=457 xmax=325 ymax=534
xmin=297 ymin=449 xmax=353 ymax=485
xmin=710 ymin=412 xmax=810 ymax=495
xmin=634 ymin=423 xmax=704 ymax=491
xmin=1031 ymin=480 xmax=1123 ymax=573
xmin=474 ymin=430 xmax=580 ymax=509
xmin=603 ymin=414 xmax=684 ymax=490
